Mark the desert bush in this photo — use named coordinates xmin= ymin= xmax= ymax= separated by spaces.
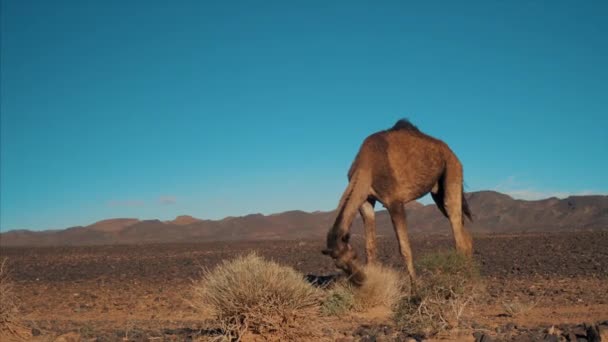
xmin=394 ymin=251 xmax=482 ymax=338
xmin=322 ymin=264 xmax=405 ymax=315
xmin=192 ymin=253 xmax=322 ymax=340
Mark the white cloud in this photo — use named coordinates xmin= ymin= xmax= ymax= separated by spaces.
xmin=493 ymin=176 xmax=605 ymax=200
xmin=159 ymin=196 xmax=177 ymax=205
xmin=107 ymin=200 xmax=145 ymax=207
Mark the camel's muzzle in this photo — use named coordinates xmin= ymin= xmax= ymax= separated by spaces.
xmin=323 ymin=243 xmax=366 ymax=286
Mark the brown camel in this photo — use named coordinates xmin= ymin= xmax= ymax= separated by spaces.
xmin=323 ymin=119 xmax=473 ymax=285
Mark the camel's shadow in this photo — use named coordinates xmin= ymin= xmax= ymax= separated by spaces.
xmin=305 ymin=273 xmax=344 ymax=288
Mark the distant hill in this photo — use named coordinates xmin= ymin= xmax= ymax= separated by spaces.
xmin=1 ymin=191 xmax=606 ymax=246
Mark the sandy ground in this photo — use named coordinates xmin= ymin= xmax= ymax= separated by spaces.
xmin=1 ymin=231 xmax=607 ymax=341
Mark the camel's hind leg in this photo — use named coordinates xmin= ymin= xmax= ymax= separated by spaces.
xmin=387 ymin=202 xmax=416 ymax=283
xmin=359 ymin=199 xmax=377 ymax=264
xmin=441 ymin=172 xmax=473 ymax=256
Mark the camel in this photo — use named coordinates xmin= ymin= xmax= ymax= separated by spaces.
xmin=323 ymin=119 xmax=473 ymax=286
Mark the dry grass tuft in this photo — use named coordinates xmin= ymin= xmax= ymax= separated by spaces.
xmin=192 ymin=253 xmax=323 ymax=340
xmin=351 ymin=264 xmax=406 ymax=311
xmin=501 ymin=298 xmax=538 ymax=317
xmin=394 ymin=251 xmax=483 ymax=338
xmin=322 ymin=264 xmax=406 ymax=316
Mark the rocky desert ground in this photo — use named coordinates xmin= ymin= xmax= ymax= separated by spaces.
xmin=1 ymin=230 xmax=607 ymax=341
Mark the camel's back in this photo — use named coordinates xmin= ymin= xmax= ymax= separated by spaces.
xmin=384 ymin=120 xmax=451 ymax=157
xmin=359 ymin=120 xmax=452 ymax=161
xmin=351 ymin=120 xmax=457 ymax=197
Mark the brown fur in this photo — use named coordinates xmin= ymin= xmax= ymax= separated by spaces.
xmin=323 ymin=119 xmax=473 ymax=285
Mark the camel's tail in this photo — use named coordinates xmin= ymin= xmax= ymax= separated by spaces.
xmin=431 ymin=182 xmax=473 ymax=224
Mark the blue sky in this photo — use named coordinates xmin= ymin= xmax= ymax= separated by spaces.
xmin=1 ymin=0 xmax=607 ymax=231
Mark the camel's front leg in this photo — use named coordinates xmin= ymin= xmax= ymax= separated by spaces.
xmin=359 ymin=199 xmax=377 ymax=264
xmin=323 ymin=182 xmax=370 ymax=285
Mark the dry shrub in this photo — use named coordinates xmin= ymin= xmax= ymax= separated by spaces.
xmin=192 ymin=253 xmax=322 ymax=340
xmin=322 ymin=264 xmax=405 ymax=315
xmin=394 ymin=251 xmax=482 ymax=338
xmin=1 ymin=258 xmax=22 ymax=339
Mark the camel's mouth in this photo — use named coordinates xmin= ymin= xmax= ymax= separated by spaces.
xmin=323 ymin=243 xmax=366 ymax=286
xmin=342 ymin=260 xmax=366 ymax=286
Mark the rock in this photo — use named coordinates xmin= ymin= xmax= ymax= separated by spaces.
xmin=543 ymin=334 xmax=559 ymax=342
xmin=473 ymin=331 xmax=493 ymax=342
xmin=32 ymin=328 xmax=41 ymax=336
xmin=584 ymin=323 xmax=601 ymax=342
xmin=566 ymin=332 xmax=578 ymax=341
xmin=571 ymin=325 xmax=587 ymax=336
xmin=382 ymin=326 xmax=393 ymax=335
xmin=54 ymin=332 xmax=81 ymax=342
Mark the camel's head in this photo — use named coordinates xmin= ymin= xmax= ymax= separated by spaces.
xmin=322 ymin=230 xmax=351 ymax=260
xmin=322 ymin=231 xmax=366 ymax=285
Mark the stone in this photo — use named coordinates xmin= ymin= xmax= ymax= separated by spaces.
xmin=382 ymin=326 xmax=393 ymax=335
xmin=473 ymin=331 xmax=493 ymax=342
xmin=584 ymin=323 xmax=601 ymax=342
xmin=543 ymin=334 xmax=559 ymax=342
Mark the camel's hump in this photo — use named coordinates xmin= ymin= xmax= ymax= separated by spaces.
xmin=390 ymin=119 xmax=420 ymax=132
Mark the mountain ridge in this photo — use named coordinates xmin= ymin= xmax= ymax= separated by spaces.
xmin=1 ymin=191 xmax=606 ymax=246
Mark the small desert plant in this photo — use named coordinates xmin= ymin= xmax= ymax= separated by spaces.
xmin=321 ymin=285 xmax=355 ymax=316
xmin=192 ymin=253 xmax=322 ymax=340
xmin=394 ymin=251 xmax=482 ymax=338
xmin=501 ymin=298 xmax=537 ymax=317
